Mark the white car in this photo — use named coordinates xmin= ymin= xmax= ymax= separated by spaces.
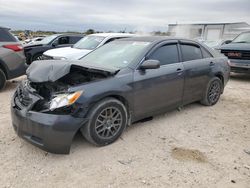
xmin=43 ymin=33 xmax=135 ymax=60
xmin=25 ymin=37 xmax=45 ymax=44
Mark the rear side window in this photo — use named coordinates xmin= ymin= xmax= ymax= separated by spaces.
xmin=103 ymin=38 xmax=116 ymax=45
xmin=181 ymin=44 xmax=202 ymax=61
xmin=201 ymin=47 xmax=213 ymax=58
xmin=149 ymin=44 xmax=179 ymax=65
xmin=0 ymin=29 xmax=17 ymax=42
xmin=69 ymin=36 xmax=82 ymax=44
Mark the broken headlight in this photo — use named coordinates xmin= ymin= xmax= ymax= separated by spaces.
xmin=49 ymin=91 xmax=83 ymax=111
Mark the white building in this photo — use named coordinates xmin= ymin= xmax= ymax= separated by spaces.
xmin=167 ymin=22 xmax=250 ymax=41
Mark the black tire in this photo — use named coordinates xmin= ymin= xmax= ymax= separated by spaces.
xmin=81 ymin=98 xmax=128 ymax=146
xmin=0 ymin=69 xmax=6 ymax=91
xmin=32 ymin=53 xmax=43 ymax=61
xmin=201 ymin=77 xmax=222 ymax=106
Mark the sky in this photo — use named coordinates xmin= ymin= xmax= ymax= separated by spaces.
xmin=0 ymin=0 xmax=249 ymax=32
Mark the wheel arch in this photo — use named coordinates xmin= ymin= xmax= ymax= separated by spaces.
xmin=96 ymin=94 xmax=130 ymax=113
xmin=214 ymin=72 xmax=224 ymax=93
xmin=87 ymin=94 xmax=132 ymax=124
xmin=0 ymin=59 xmax=10 ymax=79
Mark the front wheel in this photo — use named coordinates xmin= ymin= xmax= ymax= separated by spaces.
xmin=81 ymin=98 xmax=128 ymax=146
xmin=201 ymin=77 xmax=222 ymax=106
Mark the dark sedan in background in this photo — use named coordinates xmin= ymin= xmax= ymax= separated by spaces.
xmin=24 ymin=34 xmax=84 ymax=64
xmin=220 ymin=31 xmax=250 ymax=74
xmin=11 ymin=37 xmax=230 ymax=154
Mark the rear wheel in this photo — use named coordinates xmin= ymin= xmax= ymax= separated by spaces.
xmin=0 ymin=69 xmax=6 ymax=91
xmin=201 ymin=77 xmax=222 ymax=106
xmin=81 ymin=98 xmax=128 ymax=146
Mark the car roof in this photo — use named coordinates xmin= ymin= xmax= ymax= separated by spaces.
xmin=118 ymin=36 xmax=189 ymax=43
xmin=0 ymin=26 xmax=10 ymax=30
xmin=51 ymin=33 xmax=84 ymax=37
xmin=89 ymin=33 xmax=135 ymax=38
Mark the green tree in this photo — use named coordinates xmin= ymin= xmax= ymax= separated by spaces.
xmin=85 ymin=29 xmax=95 ymax=35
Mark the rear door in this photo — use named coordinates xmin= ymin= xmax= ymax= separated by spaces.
xmin=179 ymin=40 xmax=213 ymax=104
xmin=133 ymin=41 xmax=185 ymax=119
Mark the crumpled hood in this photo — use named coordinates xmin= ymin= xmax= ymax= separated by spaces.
xmin=43 ymin=47 xmax=92 ymax=60
xmin=26 ymin=60 xmax=119 ymax=83
xmin=220 ymin=43 xmax=250 ymax=51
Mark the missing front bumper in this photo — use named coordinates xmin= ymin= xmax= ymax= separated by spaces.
xmin=11 ymin=104 xmax=87 ymax=154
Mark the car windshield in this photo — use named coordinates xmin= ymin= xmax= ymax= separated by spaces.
xmin=73 ymin=36 xmax=105 ymax=50
xmin=80 ymin=41 xmax=150 ymax=69
xmin=39 ymin=35 xmax=58 ymax=44
xmin=232 ymin=32 xmax=250 ymax=43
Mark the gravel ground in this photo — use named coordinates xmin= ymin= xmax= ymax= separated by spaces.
xmin=0 ymin=74 xmax=249 ymax=188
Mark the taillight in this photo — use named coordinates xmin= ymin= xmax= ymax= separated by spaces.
xmin=3 ymin=44 xmax=23 ymax=52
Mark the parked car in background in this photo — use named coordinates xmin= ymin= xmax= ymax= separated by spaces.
xmin=204 ymin=40 xmax=231 ymax=49
xmin=42 ymin=33 xmax=135 ymax=60
xmin=220 ymin=31 xmax=250 ymax=74
xmin=24 ymin=34 xmax=84 ymax=64
xmin=0 ymin=27 xmax=27 ymax=90
xmin=11 ymin=37 xmax=230 ymax=154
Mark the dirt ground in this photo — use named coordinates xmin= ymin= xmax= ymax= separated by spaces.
xmin=0 ymin=74 xmax=249 ymax=188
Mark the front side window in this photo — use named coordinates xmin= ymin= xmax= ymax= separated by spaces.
xmin=58 ymin=37 xmax=69 ymax=44
xmin=181 ymin=44 xmax=202 ymax=61
xmin=149 ymin=44 xmax=179 ymax=65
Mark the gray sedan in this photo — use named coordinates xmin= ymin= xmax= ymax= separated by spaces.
xmin=11 ymin=37 xmax=230 ymax=154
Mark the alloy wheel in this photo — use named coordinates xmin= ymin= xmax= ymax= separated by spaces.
xmin=95 ymin=107 xmax=123 ymax=139
xmin=208 ymin=81 xmax=221 ymax=104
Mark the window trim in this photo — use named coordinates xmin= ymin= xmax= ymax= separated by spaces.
xmin=145 ymin=40 xmax=180 ymax=66
xmin=179 ymin=41 xmax=203 ymax=62
xmin=201 ymin=46 xmax=213 ymax=59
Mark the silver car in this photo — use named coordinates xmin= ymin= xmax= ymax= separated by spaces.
xmin=0 ymin=27 xmax=27 ymax=90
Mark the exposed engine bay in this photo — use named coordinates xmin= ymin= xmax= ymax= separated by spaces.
xmin=30 ymin=65 xmax=114 ymax=99
xmin=20 ymin=65 xmax=116 ymax=113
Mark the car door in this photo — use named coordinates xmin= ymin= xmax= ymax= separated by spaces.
xmin=179 ymin=40 xmax=212 ymax=105
xmin=133 ymin=41 xmax=185 ymax=119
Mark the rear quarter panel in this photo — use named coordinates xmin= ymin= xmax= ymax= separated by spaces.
xmin=212 ymin=56 xmax=230 ymax=86
xmin=0 ymin=42 xmax=26 ymax=75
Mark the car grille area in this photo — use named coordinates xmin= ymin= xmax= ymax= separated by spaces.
xmin=221 ymin=50 xmax=250 ymax=60
xmin=15 ymin=84 xmax=32 ymax=109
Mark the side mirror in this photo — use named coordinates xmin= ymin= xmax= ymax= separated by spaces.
xmin=139 ymin=59 xmax=160 ymax=70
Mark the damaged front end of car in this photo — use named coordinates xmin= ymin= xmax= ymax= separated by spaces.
xmin=11 ymin=60 xmax=118 ymax=154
